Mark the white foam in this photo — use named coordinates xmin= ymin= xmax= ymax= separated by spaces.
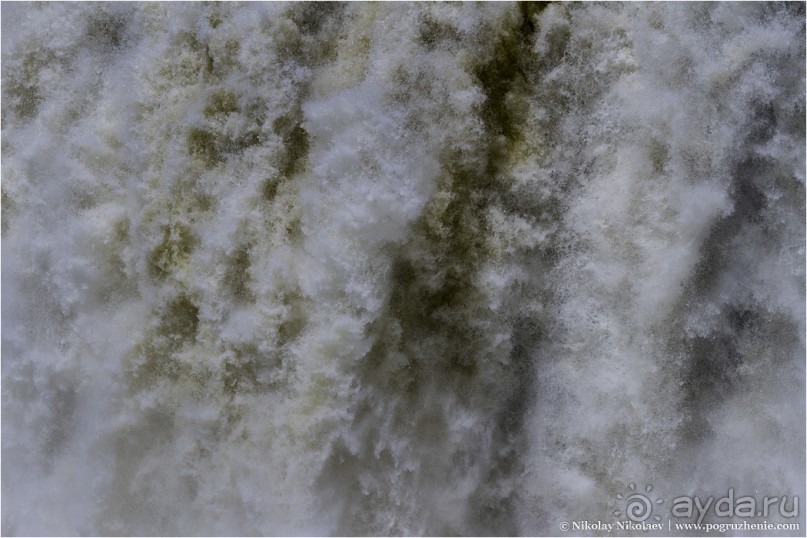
xmin=2 ymin=3 xmax=803 ymax=535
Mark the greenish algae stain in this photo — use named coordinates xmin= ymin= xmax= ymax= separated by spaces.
xmin=148 ymin=222 xmax=198 ymax=280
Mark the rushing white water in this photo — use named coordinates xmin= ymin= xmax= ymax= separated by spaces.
xmin=2 ymin=2 xmax=804 ymax=536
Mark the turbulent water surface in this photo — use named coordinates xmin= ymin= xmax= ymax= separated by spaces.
xmin=2 ymin=2 xmax=805 ymax=536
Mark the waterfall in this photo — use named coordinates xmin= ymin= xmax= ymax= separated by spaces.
xmin=2 ymin=3 xmax=803 ymax=535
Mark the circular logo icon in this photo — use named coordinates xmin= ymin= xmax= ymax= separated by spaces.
xmin=614 ymin=483 xmax=663 ymax=522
